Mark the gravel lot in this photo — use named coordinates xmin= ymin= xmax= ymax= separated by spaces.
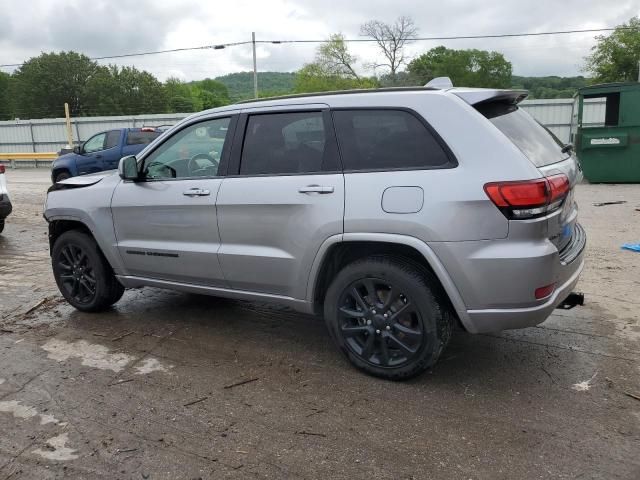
xmin=0 ymin=168 xmax=639 ymax=479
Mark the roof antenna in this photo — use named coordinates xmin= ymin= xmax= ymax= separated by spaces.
xmin=425 ymin=77 xmax=453 ymax=89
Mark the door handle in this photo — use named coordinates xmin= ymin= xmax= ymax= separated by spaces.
xmin=298 ymin=185 xmax=334 ymax=194
xmin=96 ymin=154 xmax=102 ymax=159
xmin=183 ymin=188 xmax=211 ymax=197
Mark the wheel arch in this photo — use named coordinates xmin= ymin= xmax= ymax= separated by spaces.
xmin=47 ymin=217 xmax=121 ymax=275
xmin=308 ymin=233 xmax=473 ymax=332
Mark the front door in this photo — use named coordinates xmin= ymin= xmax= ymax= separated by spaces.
xmin=77 ymin=132 xmax=107 ymax=175
xmin=216 ymin=108 xmax=344 ymax=299
xmin=111 ymin=116 xmax=236 ymax=286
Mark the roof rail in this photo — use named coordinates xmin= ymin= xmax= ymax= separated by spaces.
xmin=235 ymin=86 xmax=439 ymax=105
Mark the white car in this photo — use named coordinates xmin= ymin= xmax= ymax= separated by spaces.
xmin=0 ymin=164 xmax=12 ymax=234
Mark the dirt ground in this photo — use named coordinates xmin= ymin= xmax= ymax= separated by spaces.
xmin=0 ymin=168 xmax=639 ymax=480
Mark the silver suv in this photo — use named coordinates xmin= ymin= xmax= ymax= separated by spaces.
xmin=44 ymin=85 xmax=585 ymax=379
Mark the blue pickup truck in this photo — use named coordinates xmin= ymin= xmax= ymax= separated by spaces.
xmin=51 ymin=127 xmax=164 ymax=183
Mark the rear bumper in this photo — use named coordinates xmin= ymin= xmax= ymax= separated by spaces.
xmin=429 ymin=223 xmax=586 ymax=334
xmin=465 ymin=257 xmax=584 ymax=333
xmin=0 ymin=195 xmax=12 ymax=219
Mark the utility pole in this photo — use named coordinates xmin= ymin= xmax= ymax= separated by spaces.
xmin=252 ymin=32 xmax=258 ymax=98
xmin=64 ymin=103 xmax=74 ymax=149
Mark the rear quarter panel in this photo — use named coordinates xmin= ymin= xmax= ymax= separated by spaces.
xmin=335 ymin=91 xmax=542 ymax=242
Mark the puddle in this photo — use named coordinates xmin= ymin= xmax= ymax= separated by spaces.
xmin=0 ymin=400 xmax=67 ymax=426
xmin=32 ymin=433 xmax=79 ymax=461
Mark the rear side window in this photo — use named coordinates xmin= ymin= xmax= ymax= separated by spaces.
xmin=332 ymin=109 xmax=453 ymax=171
xmin=105 ymin=130 xmax=120 ymax=149
xmin=240 ymin=111 xmax=339 ymax=175
xmin=127 ymin=130 xmax=161 ymax=146
xmin=476 ymin=102 xmax=568 ymax=167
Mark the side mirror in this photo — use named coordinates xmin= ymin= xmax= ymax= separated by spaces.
xmin=118 ymin=155 xmax=140 ymax=181
xmin=73 ymin=145 xmax=81 ymax=154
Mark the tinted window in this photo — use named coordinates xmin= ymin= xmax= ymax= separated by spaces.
xmin=240 ymin=111 xmax=337 ymax=175
xmin=127 ymin=130 xmax=161 ymax=146
xmin=332 ymin=110 xmax=452 ymax=171
xmin=143 ymin=117 xmax=231 ymax=179
xmin=105 ymin=130 xmax=120 ymax=149
xmin=83 ymin=133 xmax=106 ymax=153
xmin=477 ymin=102 xmax=568 ymax=167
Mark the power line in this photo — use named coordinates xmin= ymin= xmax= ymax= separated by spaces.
xmin=0 ymin=26 xmax=633 ymax=69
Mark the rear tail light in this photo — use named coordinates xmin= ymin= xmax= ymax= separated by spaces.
xmin=484 ymin=174 xmax=570 ymax=219
xmin=535 ymin=283 xmax=556 ymax=300
xmin=0 ymin=164 xmax=5 ymax=174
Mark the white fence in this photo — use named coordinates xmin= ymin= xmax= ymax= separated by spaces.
xmin=0 ymin=98 xmax=607 ymax=155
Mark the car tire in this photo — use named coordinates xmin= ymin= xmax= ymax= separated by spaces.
xmin=54 ymin=171 xmax=70 ymax=183
xmin=0 ymin=220 xmax=4 ymax=234
xmin=324 ymin=255 xmax=453 ymax=380
xmin=52 ymin=230 xmax=125 ymax=312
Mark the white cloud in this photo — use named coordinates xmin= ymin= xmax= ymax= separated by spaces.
xmin=0 ymin=0 xmax=639 ymax=80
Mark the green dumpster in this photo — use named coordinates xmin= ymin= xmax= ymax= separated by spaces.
xmin=571 ymin=82 xmax=640 ymax=183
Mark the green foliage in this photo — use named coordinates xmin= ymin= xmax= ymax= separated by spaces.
xmin=511 ymin=76 xmax=588 ymax=99
xmin=214 ymin=72 xmax=296 ymax=100
xmin=585 ymin=17 xmax=640 ymax=83
xmin=0 ymin=72 xmax=12 ymax=120
xmin=11 ymin=51 xmax=102 ymax=118
xmin=408 ymin=46 xmax=512 ymax=88
xmin=294 ymin=64 xmax=377 ymax=93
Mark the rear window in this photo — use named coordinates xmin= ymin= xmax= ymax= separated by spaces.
xmin=332 ymin=109 xmax=453 ymax=171
xmin=126 ymin=130 xmax=161 ymax=146
xmin=476 ymin=102 xmax=568 ymax=167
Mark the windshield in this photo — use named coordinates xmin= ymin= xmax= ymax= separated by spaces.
xmin=476 ymin=102 xmax=568 ymax=167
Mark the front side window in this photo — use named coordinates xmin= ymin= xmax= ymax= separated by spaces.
xmin=240 ymin=111 xmax=337 ymax=175
xmin=142 ymin=117 xmax=231 ymax=179
xmin=332 ymin=109 xmax=453 ymax=171
xmin=83 ymin=133 xmax=106 ymax=154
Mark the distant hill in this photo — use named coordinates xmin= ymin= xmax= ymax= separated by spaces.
xmin=214 ymin=71 xmax=296 ymax=100
xmin=511 ymin=75 xmax=589 ymax=99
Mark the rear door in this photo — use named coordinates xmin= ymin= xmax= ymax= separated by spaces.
xmin=216 ymin=106 xmax=344 ymax=299
xmin=101 ymin=130 xmax=123 ymax=170
xmin=111 ymin=115 xmax=236 ymax=286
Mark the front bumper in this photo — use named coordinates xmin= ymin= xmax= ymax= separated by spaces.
xmin=0 ymin=195 xmax=12 ymax=219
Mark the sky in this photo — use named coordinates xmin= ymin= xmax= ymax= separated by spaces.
xmin=0 ymin=0 xmax=638 ymax=81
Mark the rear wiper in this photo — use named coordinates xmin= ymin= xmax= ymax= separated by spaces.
xmin=561 ymin=143 xmax=574 ymax=154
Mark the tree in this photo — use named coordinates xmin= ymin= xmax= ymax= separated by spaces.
xmin=585 ymin=16 xmax=640 ymax=83
xmin=294 ymin=63 xmax=377 ymax=94
xmin=408 ymin=46 xmax=512 ymax=88
xmin=164 ymin=77 xmax=197 ymax=112
xmin=192 ymin=78 xmax=231 ymax=109
xmin=317 ymin=34 xmax=360 ymax=79
xmin=0 ymin=72 xmax=12 ymax=120
xmin=360 ymin=16 xmax=418 ymax=82
xmin=11 ymin=52 xmax=102 ymax=118
xmin=294 ymin=34 xmax=376 ymax=94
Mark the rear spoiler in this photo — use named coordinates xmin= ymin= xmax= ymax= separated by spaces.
xmin=450 ymin=88 xmax=528 ymax=106
xmin=424 ymin=77 xmax=528 ymax=106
